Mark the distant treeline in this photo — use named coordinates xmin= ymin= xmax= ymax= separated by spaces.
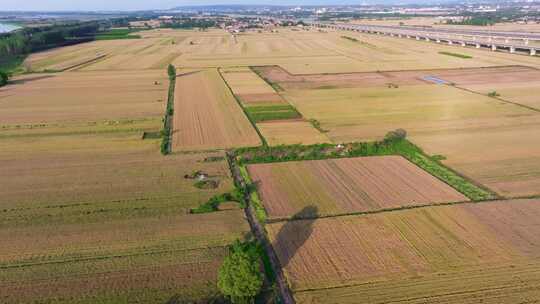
xmin=446 ymin=17 xmax=500 ymax=26
xmin=0 ymin=21 xmax=101 ymax=58
xmin=162 ymin=19 xmax=218 ymax=29
xmin=0 ymin=15 xmax=148 ymax=60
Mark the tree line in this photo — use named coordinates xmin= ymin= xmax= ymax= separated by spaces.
xmin=0 ymin=22 xmax=102 ymax=58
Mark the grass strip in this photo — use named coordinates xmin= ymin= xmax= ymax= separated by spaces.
xmin=245 ymin=104 xmax=302 ymax=122
xmin=439 ymin=51 xmax=472 ymax=59
xmin=239 ymin=166 xmax=268 ymax=223
xmin=95 ymin=29 xmax=141 ymax=40
xmin=160 ymin=71 xmax=175 ymax=155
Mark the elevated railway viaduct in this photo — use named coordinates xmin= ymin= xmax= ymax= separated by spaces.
xmin=308 ymin=22 xmax=540 ymax=56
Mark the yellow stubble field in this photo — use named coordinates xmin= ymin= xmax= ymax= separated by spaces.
xmin=172 ymin=68 xmax=261 ymax=151
xmin=0 ymin=70 xmax=167 ymax=126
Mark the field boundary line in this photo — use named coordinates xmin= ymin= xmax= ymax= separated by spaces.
xmin=450 ymin=84 xmax=540 ymax=113
xmin=266 ymin=197 xmax=537 ymax=224
xmin=405 ymin=139 xmax=501 ymax=200
xmin=217 ymin=67 xmax=268 ymax=147
xmin=226 ymin=152 xmax=295 ymax=304
xmin=251 ymin=64 xmax=531 ymax=77
xmin=0 ymin=244 xmax=229 ymax=270
xmin=65 ymin=54 xmax=109 ymax=72
xmin=293 ymin=275 xmax=539 ymax=300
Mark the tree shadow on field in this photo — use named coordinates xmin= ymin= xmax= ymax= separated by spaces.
xmin=274 ymin=205 xmax=319 ymax=269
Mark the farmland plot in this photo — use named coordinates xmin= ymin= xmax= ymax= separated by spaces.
xmin=0 ymin=70 xmax=167 ymax=125
xmin=220 ymin=67 xmax=284 ymax=105
xmin=414 ymin=123 xmax=540 ymax=198
xmin=431 ymin=65 xmax=540 ymax=111
xmin=0 ymin=210 xmax=249 ymax=304
xmin=0 ymin=130 xmax=233 ymax=221
xmin=219 ymin=67 xmax=327 ymax=146
xmin=283 ymin=83 xmax=540 ymax=197
xmin=172 ymin=68 xmax=261 ymax=151
xmin=257 ymin=121 xmax=331 ymax=146
xmin=0 ymin=121 xmax=244 ymax=303
xmin=282 ymin=84 xmax=537 ymax=142
xmin=248 ymin=156 xmax=467 ymax=219
xmin=267 ymin=199 xmax=540 ymax=303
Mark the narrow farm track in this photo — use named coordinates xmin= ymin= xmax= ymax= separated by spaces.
xmin=226 ymin=152 xmax=296 ymax=304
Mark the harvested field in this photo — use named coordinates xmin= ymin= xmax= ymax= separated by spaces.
xmin=0 ymin=210 xmax=249 ymax=304
xmin=0 ymin=70 xmax=167 ymax=126
xmin=257 ymin=121 xmax=331 ymax=146
xmin=252 ymin=65 xmax=540 ymax=91
xmin=267 ymin=199 xmax=540 ymax=302
xmin=172 ymin=69 xmax=261 ymax=151
xmin=0 ymin=120 xmax=245 ymax=302
xmin=220 ymin=67 xmax=276 ymax=95
xmin=248 ymin=156 xmax=468 ymax=219
xmin=252 ymin=65 xmax=428 ymax=90
xmin=283 ymin=84 xmax=537 ymax=142
xmin=285 ymin=83 xmax=540 ymax=197
xmin=25 ymin=37 xmax=185 ymax=72
xmin=428 ymin=65 xmax=540 ymax=111
xmin=0 ymin=130 xmax=233 ymax=219
xmin=414 ymin=123 xmax=540 ymax=198
xmin=220 ymin=67 xmax=286 ymax=105
xmin=25 ymin=28 xmax=540 ymax=74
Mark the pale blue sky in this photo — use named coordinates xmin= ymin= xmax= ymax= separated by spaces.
xmin=1 ymin=0 xmax=378 ymax=11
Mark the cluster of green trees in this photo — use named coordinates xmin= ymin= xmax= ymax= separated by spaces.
xmin=161 ymin=64 xmax=177 ymax=155
xmin=0 ymin=70 xmax=8 ymax=86
xmin=0 ymin=22 xmax=100 ymax=58
xmin=446 ymin=16 xmax=500 ymax=26
xmin=218 ymin=241 xmax=264 ymax=304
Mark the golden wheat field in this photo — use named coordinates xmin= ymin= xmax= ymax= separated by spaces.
xmin=172 ymin=68 xmax=261 ymax=151
xmin=0 ymin=70 xmax=167 ymax=125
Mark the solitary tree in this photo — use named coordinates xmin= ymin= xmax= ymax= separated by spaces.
xmin=218 ymin=241 xmax=263 ymax=304
xmin=167 ymin=64 xmax=176 ymax=81
xmin=0 ymin=70 xmax=8 ymax=87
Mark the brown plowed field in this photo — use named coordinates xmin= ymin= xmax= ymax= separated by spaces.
xmin=252 ymin=65 xmax=428 ymax=90
xmin=248 ymin=156 xmax=468 ymax=219
xmin=172 ymin=69 xmax=261 ymax=151
xmin=237 ymin=93 xmax=286 ymax=105
xmin=431 ymin=65 xmax=540 ymax=85
xmin=266 ymin=199 xmax=540 ymax=301
xmin=252 ymin=65 xmax=540 ymax=90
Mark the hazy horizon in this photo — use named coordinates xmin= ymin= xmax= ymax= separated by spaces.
xmin=0 ymin=0 xmax=456 ymax=12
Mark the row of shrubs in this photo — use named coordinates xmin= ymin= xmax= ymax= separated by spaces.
xmin=160 ymin=64 xmax=176 ymax=155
